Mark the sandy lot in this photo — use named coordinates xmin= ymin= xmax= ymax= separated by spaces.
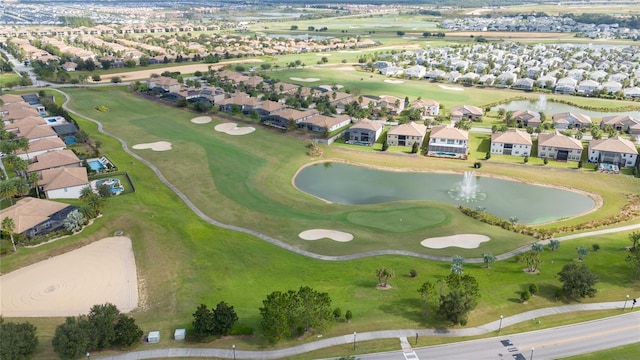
xmin=439 ymin=85 xmax=465 ymax=92
xmin=214 ymin=122 xmax=255 ymax=135
xmin=191 ymin=116 xmax=212 ymax=124
xmin=97 ymin=59 xmax=263 ymax=83
xmin=290 ymin=77 xmax=321 ymax=82
xmin=420 ymin=234 xmax=490 ymax=249
xmin=384 ymin=79 xmax=405 ymax=84
xmin=299 ymin=229 xmax=354 ymax=242
xmin=132 ymin=141 xmax=173 ymax=151
xmin=0 ymin=236 xmax=138 ymax=317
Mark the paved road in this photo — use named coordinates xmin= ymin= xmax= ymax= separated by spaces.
xmin=94 ymin=303 xmax=638 ymax=359
xmin=0 ymin=47 xmax=40 ymax=85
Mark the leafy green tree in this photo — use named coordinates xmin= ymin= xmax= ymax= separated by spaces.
xmin=113 ymin=314 xmax=143 ymax=348
xmin=0 ymin=318 xmax=39 ymax=360
xmin=417 ymin=281 xmax=435 ymax=316
xmin=296 ymin=286 xmax=332 ymax=332
xmin=1 ymin=216 xmax=17 ymax=252
xmin=528 ymin=283 xmax=538 ymax=295
xmin=522 ymin=250 xmax=541 ymax=273
xmin=381 ymin=139 xmax=389 ymax=151
xmin=437 ymin=274 xmax=480 ymax=325
xmin=576 ymin=246 xmax=589 ymax=261
xmin=212 ymin=301 xmax=238 ymax=336
xmin=482 ymin=253 xmax=496 ymax=268
xmin=626 ymin=232 xmax=640 ymax=280
xmin=520 ymin=290 xmax=531 ymax=302
xmin=558 ymin=263 xmax=598 ymax=299
xmin=332 ymin=307 xmax=342 ymax=320
xmin=259 ymin=290 xmax=296 ymax=344
xmin=344 ymin=310 xmax=353 ymax=323
xmin=79 ymin=186 xmax=104 ymax=218
xmin=88 ymin=303 xmax=120 ymax=349
xmin=192 ymin=304 xmax=214 ymax=340
xmin=52 ymin=316 xmax=94 ymax=360
xmin=375 ymin=267 xmax=394 ymax=287
xmin=411 ymin=141 xmax=419 ymax=154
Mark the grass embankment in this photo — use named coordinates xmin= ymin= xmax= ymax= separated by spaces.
xmin=3 ymin=86 xmax=639 ymax=358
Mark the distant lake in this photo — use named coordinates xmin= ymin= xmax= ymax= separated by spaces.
xmin=491 ymin=97 xmax=640 ymax=119
xmin=294 ymin=162 xmax=596 ymax=224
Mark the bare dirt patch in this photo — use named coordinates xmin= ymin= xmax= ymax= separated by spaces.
xmin=132 ymin=141 xmax=172 ymax=151
xmin=420 ymin=234 xmax=490 ymax=249
xmin=190 ymin=116 xmax=212 ymax=124
xmin=299 ymin=229 xmax=354 ymax=242
xmin=214 ymin=122 xmax=256 ymax=135
xmin=0 ymin=236 xmax=138 ymax=317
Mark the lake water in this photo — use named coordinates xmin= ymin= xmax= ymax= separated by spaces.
xmin=294 ymin=163 xmax=596 ymax=224
xmin=491 ymin=98 xmax=640 ymax=119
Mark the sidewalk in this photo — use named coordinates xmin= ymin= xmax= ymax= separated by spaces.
xmin=96 ymin=301 xmax=636 ymax=360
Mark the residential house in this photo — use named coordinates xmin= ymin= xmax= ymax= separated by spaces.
xmin=0 ymin=102 xmax=41 ymax=121
xmin=588 ymin=136 xmax=638 ymax=167
xmin=51 ymin=123 xmax=79 ymax=138
xmin=405 ymin=65 xmax=427 ymax=78
xmin=61 ymin=62 xmax=77 ymax=71
xmin=555 ymin=77 xmax=577 ymax=94
xmin=512 ymin=78 xmax=535 ymax=91
xmin=299 ymin=114 xmax=351 ymax=133
xmin=27 ymin=150 xmax=82 ymax=173
xmin=537 ymin=130 xmax=583 ymax=161
xmin=411 ymin=99 xmax=440 ymax=116
xmin=536 ymin=75 xmax=557 ymax=89
xmin=601 ymin=81 xmax=623 ymax=94
xmin=450 ymin=105 xmax=483 ymax=121
xmin=388 ymin=121 xmax=428 ymax=147
xmin=624 ymin=87 xmax=640 ymax=98
xmin=266 ymin=108 xmax=320 ymax=129
xmin=380 ymin=66 xmax=404 ymax=76
xmin=512 ymin=109 xmax=541 ymax=128
xmin=15 ymin=137 xmax=66 ymax=160
xmin=600 ymin=115 xmax=640 ymax=135
xmin=577 ymin=79 xmax=600 ymax=95
xmin=255 ymin=100 xmax=286 ymax=120
xmin=0 ymin=197 xmax=77 ymax=239
xmin=147 ymin=76 xmax=181 ymax=93
xmin=552 ymin=112 xmax=592 ymax=129
xmin=39 ymin=167 xmax=90 ymax=199
xmin=426 ymin=124 xmax=469 ymax=159
xmin=17 ymin=124 xmax=58 ymax=143
xmin=378 ymin=95 xmax=405 ymax=115
xmin=344 ymin=119 xmax=383 ymax=146
xmin=490 ymin=129 xmax=532 ymax=156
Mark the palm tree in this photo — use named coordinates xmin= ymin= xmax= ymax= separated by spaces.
xmin=12 ymin=177 xmax=30 ymax=198
xmin=27 ymin=171 xmax=41 ymax=198
xmin=1 ymin=216 xmax=17 ymax=252
xmin=0 ymin=179 xmax=17 ymax=205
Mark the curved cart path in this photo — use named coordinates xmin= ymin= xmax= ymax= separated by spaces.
xmin=56 ymin=89 xmax=640 ymax=263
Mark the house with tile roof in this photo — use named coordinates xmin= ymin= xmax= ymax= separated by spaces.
xmin=512 ymin=109 xmax=541 ymax=128
xmin=15 ymin=137 xmax=66 ymax=160
xmin=255 ymin=100 xmax=286 ymax=119
xmin=537 ymin=130 xmax=583 ymax=161
xmin=147 ymin=76 xmax=181 ymax=93
xmin=39 ymin=167 xmax=89 ymax=199
xmin=426 ymin=124 xmax=469 ymax=159
xmin=299 ymin=114 xmax=351 ymax=133
xmin=27 ymin=149 xmax=82 ymax=173
xmin=0 ymin=197 xmax=77 ymax=239
xmin=587 ymin=136 xmax=638 ymax=167
xmin=490 ymin=129 xmax=533 ymax=156
xmin=552 ymin=112 xmax=592 ymax=129
xmin=344 ymin=119 xmax=383 ymax=146
xmin=411 ymin=99 xmax=440 ymax=117
xmin=600 ymin=115 xmax=640 ymax=135
xmin=388 ymin=121 xmax=428 ymax=148
xmin=450 ymin=105 xmax=483 ymax=121
xmin=266 ymin=108 xmax=320 ymax=129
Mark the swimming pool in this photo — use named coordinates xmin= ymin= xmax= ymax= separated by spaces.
xmin=88 ymin=160 xmax=104 ymax=171
xmin=64 ymin=136 xmax=77 ymax=145
xmin=94 ymin=178 xmax=124 ymax=196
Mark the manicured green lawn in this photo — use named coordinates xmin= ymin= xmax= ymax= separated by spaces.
xmin=3 ymin=85 xmax=640 ymax=358
xmin=0 ymin=72 xmax=20 ymax=87
xmin=559 ymin=342 xmax=640 ymax=359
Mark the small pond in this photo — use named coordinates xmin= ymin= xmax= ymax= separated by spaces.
xmin=491 ymin=96 xmax=640 ymax=119
xmin=294 ymin=163 xmax=596 ymax=224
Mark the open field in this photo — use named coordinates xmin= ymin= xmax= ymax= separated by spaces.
xmin=559 ymin=342 xmax=640 ymax=359
xmin=0 ymin=72 xmax=20 ymax=87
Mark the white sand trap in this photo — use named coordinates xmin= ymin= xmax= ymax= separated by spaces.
xmin=132 ymin=141 xmax=172 ymax=151
xmin=0 ymin=237 xmax=138 ymax=317
xmin=214 ymin=122 xmax=256 ymax=135
xmin=339 ymin=50 xmax=362 ymax=53
xmin=420 ymin=234 xmax=490 ymax=249
xmin=319 ymin=84 xmax=344 ymax=91
xmin=316 ymin=53 xmax=331 ymax=56
xmin=290 ymin=77 xmax=320 ymax=82
xmin=334 ymin=66 xmax=356 ymax=71
xmin=384 ymin=79 xmax=405 ymax=84
xmin=191 ymin=116 xmax=212 ymax=124
xmin=299 ymin=229 xmax=354 ymax=242
xmin=438 ymin=85 xmax=464 ymax=92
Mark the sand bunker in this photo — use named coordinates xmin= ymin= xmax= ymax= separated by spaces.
xmin=0 ymin=237 xmax=138 ymax=317
xmin=215 ymin=122 xmax=256 ymax=135
xmin=384 ymin=79 xmax=405 ymax=84
xmin=290 ymin=77 xmax=320 ymax=82
xmin=438 ymin=85 xmax=464 ymax=92
xmin=338 ymin=50 xmax=362 ymax=53
xmin=316 ymin=53 xmax=332 ymax=56
xmin=420 ymin=234 xmax=490 ymax=249
xmin=318 ymin=84 xmax=344 ymax=91
xmin=299 ymin=229 xmax=354 ymax=242
xmin=132 ymin=141 xmax=172 ymax=151
xmin=191 ymin=116 xmax=212 ymax=124
xmin=334 ymin=66 xmax=356 ymax=71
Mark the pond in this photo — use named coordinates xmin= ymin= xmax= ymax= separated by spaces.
xmin=491 ymin=96 xmax=640 ymax=119
xmin=294 ymin=162 xmax=596 ymax=224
